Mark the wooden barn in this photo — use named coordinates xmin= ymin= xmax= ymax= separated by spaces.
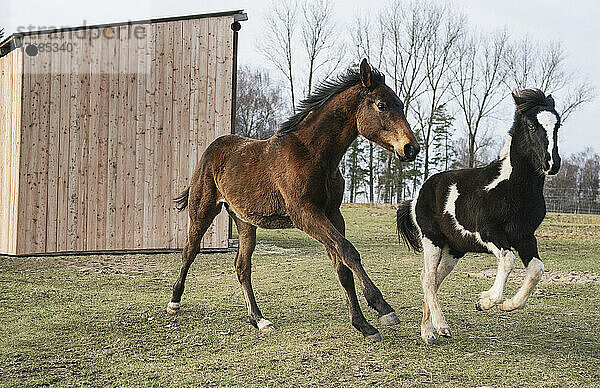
xmin=0 ymin=10 xmax=246 ymax=255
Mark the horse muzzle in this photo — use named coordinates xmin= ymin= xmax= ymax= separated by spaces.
xmin=545 ymin=156 xmax=561 ymax=176
xmin=395 ymin=143 xmax=419 ymax=162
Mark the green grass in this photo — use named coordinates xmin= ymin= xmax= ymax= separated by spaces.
xmin=1 ymin=204 xmax=599 ymax=386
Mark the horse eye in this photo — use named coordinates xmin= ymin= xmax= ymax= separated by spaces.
xmin=376 ymin=102 xmax=387 ymax=111
xmin=528 ymin=122 xmax=536 ymax=130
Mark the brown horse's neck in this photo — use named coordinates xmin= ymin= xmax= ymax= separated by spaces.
xmin=291 ymin=85 xmax=363 ymax=169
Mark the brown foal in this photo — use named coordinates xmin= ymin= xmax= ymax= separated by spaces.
xmin=167 ymin=59 xmax=419 ymax=341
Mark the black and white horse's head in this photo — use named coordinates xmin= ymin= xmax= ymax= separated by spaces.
xmin=511 ymin=89 xmax=562 ymax=175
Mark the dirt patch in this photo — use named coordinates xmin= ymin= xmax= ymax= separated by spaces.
xmin=468 ymin=268 xmax=600 ymax=284
xmin=254 ymin=243 xmax=299 ymax=256
xmin=45 ymin=254 xmax=168 ymax=275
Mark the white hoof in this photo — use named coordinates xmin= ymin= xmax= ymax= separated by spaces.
xmin=498 ymin=299 xmax=519 ymax=311
xmin=166 ymin=302 xmax=180 ymax=315
xmin=476 ymin=297 xmax=494 ymax=311
xmin=422 ymin=333 xmax=437 ymax=345
xmin=257 ymin=318 xmax=275 ymax=333
xmin=476 ymin=292 xmax=501 ymax=311
xmin=421 ymin=325 xmax=436 ymax=344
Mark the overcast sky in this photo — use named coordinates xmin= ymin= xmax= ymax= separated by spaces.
xmin=2 ymin=0 xmax=598 ymax=156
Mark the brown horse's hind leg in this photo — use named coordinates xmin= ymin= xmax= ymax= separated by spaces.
xmin=167 ymin=185 xmax=221 ymax=315
xmin=231 ymin=216 xmax=274 ymax=332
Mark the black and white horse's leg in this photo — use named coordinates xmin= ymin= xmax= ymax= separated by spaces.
xmin=499 ymin=236 xmax=544 ymax=311
xmin=476 ymin=237 xmax=515 ymax=311
xmin=232 ymin=216 xmax=274 ymax=332
xmin=421 ymin=245 xmax=460 ymax=344
xmin=421 ymin=238 xmax=454 ymax=340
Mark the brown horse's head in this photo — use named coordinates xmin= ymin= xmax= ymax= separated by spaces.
xmin=355 ymin=59 xmax=419 ymax=162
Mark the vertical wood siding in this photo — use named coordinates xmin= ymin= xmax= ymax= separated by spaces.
xmin=6 ymin=15 xmax=234 ymax=255
xmin=0 ymin=47 xmax=23 ymax=255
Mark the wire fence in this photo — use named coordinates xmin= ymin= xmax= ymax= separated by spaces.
xmin=544 ymin=188 xmax=600 ymax=215
xmin=344 ymin=187 xmax=600 ymax=215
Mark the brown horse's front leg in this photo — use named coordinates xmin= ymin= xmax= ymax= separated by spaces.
xmin=330 ymin=256 xmax=381 ymax=339
xmin=326 ymin=207 xmax=400 ymax=327
xmin=337 ymin=237 xmax=398 ymax=324
xmin=323 ymin=208 xmax=382 ymax=339
xmin=293 ymin=205 xmax=393 ymax=341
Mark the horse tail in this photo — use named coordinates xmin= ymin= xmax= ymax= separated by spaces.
xmin=174 ymin=187 xmax=190 ymax=212
xmin=396 ymin=200 xmax=422 ymax=253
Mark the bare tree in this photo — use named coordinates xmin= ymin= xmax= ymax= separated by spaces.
xmin=301 ymin=0 xmax=345 ymax=96
xmin=257 ymin=0 xmax=298 ymax=113
xmin=375 ymin=0 xmax=432 ymax=202
xmin=350 ymin=1 xmax=464 ymax=199
xmin=454 ymin=128 xmax=498 ymax=169
xmin=503 ymin=37 xmax=595 ymax=121
xmin=351 ymin=14 xmax=385 ymax=69
xmin=546 ymin=148 xmax=600 ymax=214
xmin=235 ymin=66 xmax=285 ymax=139
xmin=351 ymin=14 xmax=386 ymax=202
xmin=381 ymin=0 xmax=431 ymax=111
xmin=411 ymin=5 xmax=464 ymax=178
xmin=450 ymin=29 xmax=509 ymax=168
xmin=572 ymin=148 xmax=600 ymax=201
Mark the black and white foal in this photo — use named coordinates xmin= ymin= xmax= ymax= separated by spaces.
xmin=397 ymin=89 xmax=562 ymax=344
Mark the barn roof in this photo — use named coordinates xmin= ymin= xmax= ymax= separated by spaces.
xmin=0 ymin=10 xmax=247 ymax=57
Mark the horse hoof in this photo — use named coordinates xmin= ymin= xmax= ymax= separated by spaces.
xmin=259 ymin=325 xmax=275 ymax=333
xmin=379 ymin=312 xmax=401 ymax=326
xmin=437 ymin=326 xmax=452 ymax=337
xmin=476 ymin=298 xmax=494 ymax=311
xmin=498 ymin=301 xmax=516 ymax=311
xmin=422 ymin=334 xmax=437 ymax=345
xmin=365 ymin=332 xmax=384 ymax=342
xmin=257 ymin=318 xmax=275 ymax=333
xmin=166 ymin=302 xmax=180 ymax=315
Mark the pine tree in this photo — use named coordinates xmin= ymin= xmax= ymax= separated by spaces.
xmin=376 ymin=149 xmax=395 ymax=204
xmin=431 ymin=104 xmax=456 ymax=173
xmin=346 ymin=139 xmax=368 ymax=203
xmin=367 ymin=142 xmax=375 ymax=202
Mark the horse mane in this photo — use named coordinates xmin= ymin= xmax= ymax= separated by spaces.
xmin=513 ymin=88 xmax=554 ymax=113
xmin=509 ymin=88 xmax=557 ymax=141
xmin=277 ymin=66 xmax=385 ymax=135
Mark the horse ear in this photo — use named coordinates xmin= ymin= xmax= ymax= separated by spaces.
xmin=546 ymin=94 xmax=555 ymax=108
xmin=360 ymin=58 xmax=372 ymax=88
xmin=512 ymin=92 xmax=525 ymax=107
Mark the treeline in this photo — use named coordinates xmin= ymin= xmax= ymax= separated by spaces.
xmin=545 ymin=148 xmax=600 ymax=214
xmin=235 ymin=0 xmax=595 ymax=204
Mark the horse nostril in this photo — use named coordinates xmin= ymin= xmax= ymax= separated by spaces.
xmin=404 ymin=143 xmax=419 ymax=160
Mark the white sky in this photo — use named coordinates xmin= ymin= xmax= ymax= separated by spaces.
xmin=2 ymin=0 xmax=598 ymax=156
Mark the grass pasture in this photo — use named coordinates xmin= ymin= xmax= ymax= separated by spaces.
xmin=1 ymin=205 xmax=599 ymax=386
